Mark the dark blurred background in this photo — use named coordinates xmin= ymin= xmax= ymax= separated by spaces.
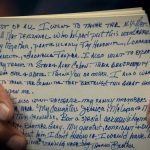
xmin=0 ymin=0 xmax=149 ymax=19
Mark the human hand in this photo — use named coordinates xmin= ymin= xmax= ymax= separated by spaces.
xmin=0 ymin=85 xmax=27 ymax=150
xmin=147 ymin=101 xmax=150 ymax=126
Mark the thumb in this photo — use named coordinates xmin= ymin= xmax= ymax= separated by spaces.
xmin=147 ymin=101 xmax=150 ymax=126
xmin=0 ymin=85 xmax=14 ymax=121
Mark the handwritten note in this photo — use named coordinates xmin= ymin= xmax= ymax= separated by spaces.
xmin=0 ymin=9 xmax=150 ymax=150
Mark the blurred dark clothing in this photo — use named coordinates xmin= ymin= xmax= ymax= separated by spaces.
xmin=34 ymin=0 xmax=149 ymax=15
xmin=0 ymin=0 xmax=149 ymax=19
xmin=17 ymin=0 xmax=149 ymax=19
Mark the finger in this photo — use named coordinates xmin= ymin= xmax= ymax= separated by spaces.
xmin=0 ymin=122 xmax=27 ymax=150
xmin=0 ymin=85 xmax=14 ymax=121
xmin=146 ymin=100 xmax=150 ymax=126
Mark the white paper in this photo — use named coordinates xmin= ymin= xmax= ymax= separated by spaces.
xmin=0 ymin=9 xmax=150 ymax=150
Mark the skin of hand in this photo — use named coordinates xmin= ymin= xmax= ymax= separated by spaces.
xmin=147 ymin=101 xmax=150 ymax=126
xmin=0 ymin=85 xmax=27 ymax=150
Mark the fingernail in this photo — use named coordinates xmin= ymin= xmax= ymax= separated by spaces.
xmin=147 ymin=114 xmax=150 ymax=126
xmin=147 ymin=101 xmax=150 ymax=126
xmin=0 ymin=103 xmax=9 ymax=120
xmin=147 ymin=102 xmax=150 ymax=114
xmin=7 ymin=135 xmax=27 ymax=150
